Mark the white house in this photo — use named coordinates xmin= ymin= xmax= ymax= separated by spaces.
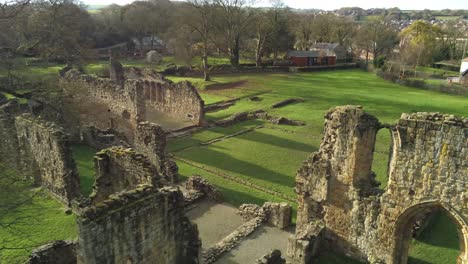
xmin=461 ymin=57 xmax=468 ymax=76
xmin=461 ymin=58 xmax=468 ymax=85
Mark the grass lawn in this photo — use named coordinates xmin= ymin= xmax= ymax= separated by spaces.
xmin=0 ymin=190 xmax=77 ymax=263
xmin=72 ymin=144 xmax=97 ymax=196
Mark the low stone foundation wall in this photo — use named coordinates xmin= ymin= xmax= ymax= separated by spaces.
xmin=185 ymin=175 xmax=223 ymax=203
xmin=202 ymin=216 xmax=264 ymax=263
xmin=29 ymin=240 xmax=77 ymax=264
xmin=238 ymin=202 xmax=292 ymax=229
xmin=215 ymin=110 xmax=305 ymax=127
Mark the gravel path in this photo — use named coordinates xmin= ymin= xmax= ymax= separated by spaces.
xmin=215 ymin=225 xmax=295 ymax=264
xmin=186 ymin=200 xmax=244 ymax=249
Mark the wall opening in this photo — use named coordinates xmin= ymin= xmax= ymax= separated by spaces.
xmin=371 ymin=128 xmax=391 ymax=189
xmin=393 ymin=202 xmax=465 ymax=264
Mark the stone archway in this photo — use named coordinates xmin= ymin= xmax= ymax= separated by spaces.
xmin=392 ymin=201 xmax=468 ymax=264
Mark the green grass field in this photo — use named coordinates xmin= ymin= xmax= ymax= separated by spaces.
xmin=0 ymin=190 xmax=77 ymax=263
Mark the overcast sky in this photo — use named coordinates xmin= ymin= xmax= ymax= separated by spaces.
xmin=83 ymin=0 xmax=468 ymax=10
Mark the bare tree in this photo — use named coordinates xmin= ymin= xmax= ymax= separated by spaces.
xmin=213 ymin=0 xmax=256 ymax=65
xmin=292 ymin=12 xmax=315 ymax=51
xmin=185 ymin=0 xmax=215 ymax=81
xmin=252 ymin=9 xmax=274 ymax=67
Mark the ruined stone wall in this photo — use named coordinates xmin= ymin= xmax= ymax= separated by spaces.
xmin=60 ymin=67 xmax=204 ymax=134
xmin=290 ymin=106 xmax=468 ymax=264
xmin=143 ymin=80 xmax=204 ymax=126
xmin=374 ymin=113 xmax=468 ymax=264
xmin=77 ymin=186 xmax=200 ymax=264
xmin=14 ymin=114 xmax=80 ymax=204
xmin=134 ymin=122 xmax=179 ymax=182
xmin=29 ymin=240 xmax=77 ymax=264
xmin=90 ymin=147 xmax=164 ymax=204
xmin=0 ymin=100 xmax=21 ymax=170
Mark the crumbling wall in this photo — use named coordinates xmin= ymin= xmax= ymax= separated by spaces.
xmin=14 ymin=114 xmax=80 ymax=204
xmin=374 ymin=113 xmax=468 ymax=264
xmin=144 ymin=80 xmax=204 ymax=125
xmin=60 ymin=65 xmax=204 ymax=135
xmin=289 ymin=106 xmax=468 ymax=264
xmin=77 ymin=186 xmax=200 ymax=264
xmin=134 ymin=122 xmax=179 ymax=182
xmin=0 ymin=99 xmax=21 ymax=170
xmin=80 ymin=126 xmax=128 ymax=150
xmin=90 ymin=147 xmax=164 ymax=204
xmin=29 ymin=240 xmax=77 ymax=264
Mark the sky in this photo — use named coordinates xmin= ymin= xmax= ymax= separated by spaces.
xmin=83 ymin=0 xmax=468 ymax=10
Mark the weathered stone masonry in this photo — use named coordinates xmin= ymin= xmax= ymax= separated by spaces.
xmin=89 ymin=147 xmax=164 ymax=205
xmin=60 ymin=65 xmax=205 ymax=134
xmin=0 ymin=107 xmax=80 ymax=204
xmin=134 ymin=122 xmax=179 ymax=182
xmin=289 ymin=106 xmax=467 ymax=264
xmin=77 ymin=186 xmax=200 ymax=264
xmin=74 ymin=147 xmax=200 ymax=264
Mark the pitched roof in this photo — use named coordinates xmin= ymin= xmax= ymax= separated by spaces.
xmin=463 ymin=57 xmax=468 ymax=62
xmin=312 ymin=43 xmax=340 ymax=50
xmin=462 ymin=69 xmax=468 ymax=76
xmin=287 ymin=50 xmax=336 ymax=58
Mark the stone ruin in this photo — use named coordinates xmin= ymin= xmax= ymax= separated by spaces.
xmin=1 ymin=97 xmax=200 ymax=264
xmin=77 ymin=147 xmax=200 ymax=264
xmin=134 ymin=121 xmax=179 ymax=182
xmin=287 ymin=106 xmax=467 ymax=264
xmin=60 ymin=61 xmax=205 ymax=140
xmin=0 ymin=99 xmax=80 ymax=205
xmin=28 ymin=147 xmax=201 ymax=264
xmin=256 ymin=250 xmax=287 ymax=264
xmin=184 ymin=175 xmax=224 ymax=204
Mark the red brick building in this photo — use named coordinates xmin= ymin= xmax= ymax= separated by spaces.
xmin=287 ymin=50 xmax=337 ymax=67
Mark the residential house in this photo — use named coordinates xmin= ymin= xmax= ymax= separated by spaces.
xmin=311 ymin=43 xmax=347 ymax=61
xmin=287 ymin=50 xmax=337 ymax=67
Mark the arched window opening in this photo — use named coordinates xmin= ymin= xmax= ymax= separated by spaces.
xmin=371 ymin=128 xmax=391 ymax=189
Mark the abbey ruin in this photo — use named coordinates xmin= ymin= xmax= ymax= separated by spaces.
xmin=60 ymin=60 xmax=205 ymax=140
xmin=1 ymin=62 xmax=466 ymax=264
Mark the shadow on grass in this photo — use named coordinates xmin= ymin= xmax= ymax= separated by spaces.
xmin=235 ymin=129 xmax=316 ymax=153
xmin=407 ymin=257 xmax=434 ymax=264
xmin=179 ymin=145 xmax=295 ymax=188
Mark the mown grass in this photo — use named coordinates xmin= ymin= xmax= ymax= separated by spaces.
xmin=0 ymin=190 xmax=77 ymax=263
xmin=72 ymin=144 xmax=97 ymax=196
xmin=176 ymin=127 xmax=319 ymax=198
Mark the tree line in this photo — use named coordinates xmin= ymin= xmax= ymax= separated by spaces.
xmin=1 ymin=0 xmax=467 ymax=81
